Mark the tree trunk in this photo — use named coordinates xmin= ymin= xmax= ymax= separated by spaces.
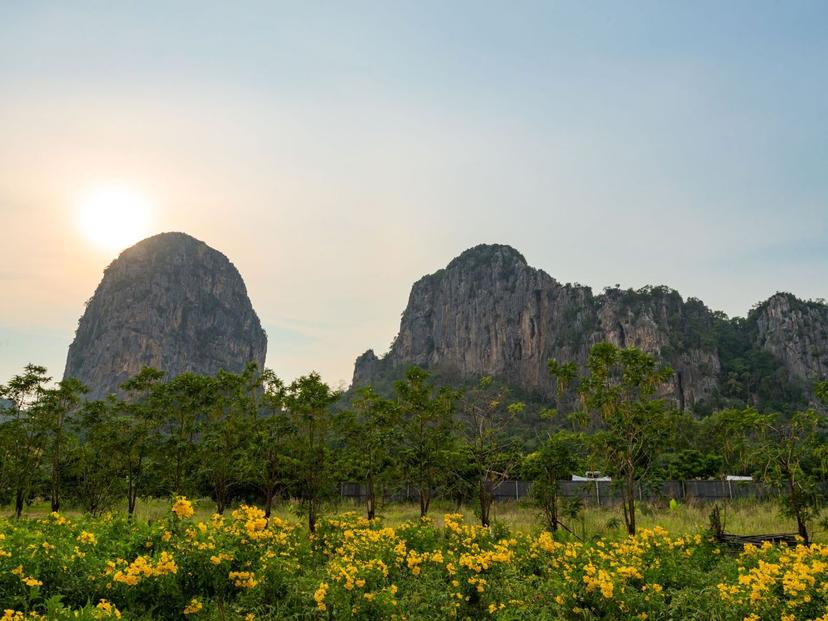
xmin=127 ymin=460 xmax=139 ymax=519
xmin=419 ymin=487 xmax=431 ymax=517
xmin=625 ymin=472 xmax=636 ymax=536
xmin=479 ymin=479 xmax=492 ymax=527
xmin=128 ymin=487 xmax=137 ymax=518
xmin=308 ymin=502 xmax=317 ymax=533
xmin=51 ymin=417 xmax=63 ymax=513
xmin=50 ymin=484 xmax=60 ymax=513
xmin=50 ymin=460 xmax=60 ymax=512
xmin=264 ymin=488 xmax=275 ymax=519
xmin=15 ymin=487 xmax=24 ymax=520
xmin=215 ymin=488 xmax=227 ymax=515
xmin=366 ymin=473 xmax=376 ymax=521
xmin=548 ymin=493 xmax=559 ymax=532
xmin=795 ymin=510 xmax=809 ymax=543
xmin=786 ymin=469 xmax=809 ymax=544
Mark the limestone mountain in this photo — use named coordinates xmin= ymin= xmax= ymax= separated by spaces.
xmin=64 ymin=232 xmax=267 ymax=399
xmin=353 ymin=244 xmax=827 ymax=412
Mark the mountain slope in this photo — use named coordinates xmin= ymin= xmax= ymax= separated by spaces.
xmin=64 ymin=232 xmax=267 ymax=399
xmin=353 ymin=244 xmax=826 ymax=412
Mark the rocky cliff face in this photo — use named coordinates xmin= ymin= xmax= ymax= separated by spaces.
xmin=594 ymin=288 xmax=720 ymax=410
xmin=353 ymin=244 xmax=826 ymax=411
xmin=751 ymin=293 xmax=828 ymax=383
xmin=377 ymin=246 xmax=608 ymax=399
xmin=64 ymin=232 xmax=267 ymax=399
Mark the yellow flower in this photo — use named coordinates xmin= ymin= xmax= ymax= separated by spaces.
xmin=95 ymin=600 xmax=122 ymax=618
xmin=314 ymin=582 xmax=329 ymax=611
xmin=77 ymin=531 xmax=97 ymax=545
xmin=229 ymin=571 xmax=258 ymax=589
xmin=183 ymin=599 xmax=203 ymax=615
xmin=154 ymin=551 xmax=178 ymax=575
xmin=172 ymin=496 xmax=194 ymax=519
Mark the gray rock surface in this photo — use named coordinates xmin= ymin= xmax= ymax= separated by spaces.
xmin=752 ymin=293 xmax=828 ymax=382
xmin=353 ymin=244 xmax=826 ymax=410
xmin=64 ymin=232 xmax=267 ymax=399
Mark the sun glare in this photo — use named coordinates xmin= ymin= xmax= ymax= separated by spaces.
xmin=76 ymin=186 xmax=154 ymax=252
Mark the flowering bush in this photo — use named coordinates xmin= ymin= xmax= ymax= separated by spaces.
xmin=0 ymin=501 xmax=825 ymax=619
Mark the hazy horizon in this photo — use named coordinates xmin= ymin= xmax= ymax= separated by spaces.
xmin=2 ymin=1 xmax=826 ymax=387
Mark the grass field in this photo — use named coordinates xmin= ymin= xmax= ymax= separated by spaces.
xmin=5 ymin=496 xmax=825 ymax=543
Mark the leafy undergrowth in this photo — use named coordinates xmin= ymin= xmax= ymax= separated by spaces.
xmin=0 ymin=500 xmax=826 ymax=620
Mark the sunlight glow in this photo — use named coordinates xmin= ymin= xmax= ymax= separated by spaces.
xmin=76 ymin=185 xmax=154 ymax=252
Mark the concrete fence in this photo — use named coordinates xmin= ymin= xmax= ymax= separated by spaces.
xmin=338 ymin=479 xmax=826 ymax=506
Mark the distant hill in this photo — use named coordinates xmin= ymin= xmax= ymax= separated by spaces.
xmin=64 ymin=232 xmax=267 ymax=400
xmin=353 ymin=244 xmax=828 ymax=414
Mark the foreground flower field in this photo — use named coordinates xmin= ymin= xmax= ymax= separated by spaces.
xmin=0 ymin=500 xmax=826 ymax=620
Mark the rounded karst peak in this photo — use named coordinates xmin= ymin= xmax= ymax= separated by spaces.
xmin=64 ymin=232 xmax=267 ymax=400
xmin=446 ymin=244 xmax=528 ymax=271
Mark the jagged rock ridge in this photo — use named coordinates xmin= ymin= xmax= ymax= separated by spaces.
xmin=64 ymin=232 xmax=267 ymax=399
xmin=353 ymin=244 xmax=827 ymax=411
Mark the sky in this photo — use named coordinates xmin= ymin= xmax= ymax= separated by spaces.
xmin=1 ymin=1 xmax=827 ymax=388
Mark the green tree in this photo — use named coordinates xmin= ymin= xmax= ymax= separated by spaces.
xmin=546 ymin=360 xmax=579 ymax=426
xmin=523 ymin=431 xmax=583 ymax=532
xmin=41 ymin=377 xmax=88 ymax=512
xmin=0 ymin=364 xmax=51 ymax=518
xmin=198 ymin=366 xmax=260 ymax=514
xmin=460 ymin=376 xmax=525 ymax=527
xmin=395 ymin=367 xmax=459 ymax=517
xmin=118 ymin=367 xmax=166 ymax=517
xmin=339 ymin=386 xmax=401 ymax=520
xmin=550 ymin=343 xmax=674 ymax=535
xmin=654 ymin=449 xmax=723 ymax=481
xmin=755 ymin=409 xmax=824 ymax=543
xmin=154 ymin=373 xmax=214 ymax=497
xmin=697 ymin=408 xmax=764 ymax=475
xmin=69 ymin=398 xmax=123 ymax=515
xmin=284 ymin=372 xmax=340 ymax=533
xmin=251 ymin=369 xmax=293 ymax=519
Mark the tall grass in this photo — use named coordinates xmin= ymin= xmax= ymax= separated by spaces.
xmin=4 ymin=496 xmax=825 ymax=542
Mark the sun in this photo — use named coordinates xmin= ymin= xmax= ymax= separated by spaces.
xmin=76 ymin=185 xmax=155 ymax=252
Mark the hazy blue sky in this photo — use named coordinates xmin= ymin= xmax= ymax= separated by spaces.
xmin=1 ymin=1 xmax=826 ymax=387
